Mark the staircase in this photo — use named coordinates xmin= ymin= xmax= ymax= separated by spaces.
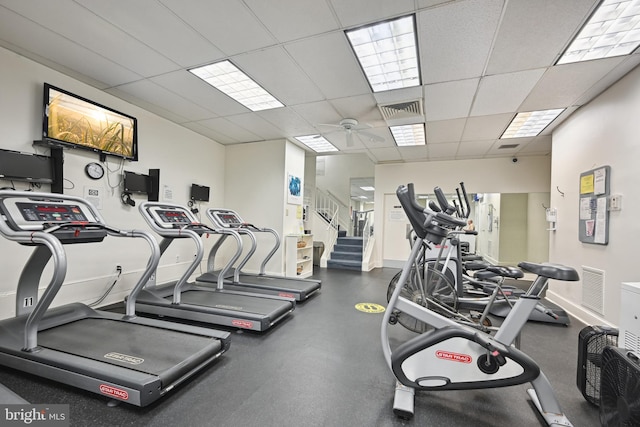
xmin=327 ymin=232 xmax=363 ymax=271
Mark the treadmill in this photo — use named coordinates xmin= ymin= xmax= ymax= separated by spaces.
xmin=0 ymin=191 xmax=230 ymax=407
xmin=132 ymin=202 xmax=295 ymax=332
xmin=196 ymin=208 xmax=321 ymax=302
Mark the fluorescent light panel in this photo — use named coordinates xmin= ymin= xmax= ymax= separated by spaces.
xmin=346 ymin=15 xmax=420 ymax=92
xmin=189 ymin=60 xmax=283 ymax=111
xmin=390 ymin=124 xmax=426 ymax=146
xmin=558 ymin=0 xmax=640 ymax=64
xmin=294 ymin=135 xmax=339 ymax=153
xmin=501 ymin=109 xmax=565 ymax=138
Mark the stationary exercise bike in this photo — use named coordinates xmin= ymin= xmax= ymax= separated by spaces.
xmin=381 ymin=183 xmax=579 ymax=426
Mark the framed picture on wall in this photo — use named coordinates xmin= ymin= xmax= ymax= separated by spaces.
xmin=287 ymin=173 xmax=302 ymax=205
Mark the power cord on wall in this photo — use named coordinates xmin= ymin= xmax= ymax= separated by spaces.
xmin=88 ymin=266 xmax=122 ymax=307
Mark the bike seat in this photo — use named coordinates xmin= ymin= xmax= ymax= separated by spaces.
xmin=517 ymin=262 xmax=580 ymax=281
xmin=483 ymin=265 xmax=524 ymax=279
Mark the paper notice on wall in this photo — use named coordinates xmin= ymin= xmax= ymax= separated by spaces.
xmin=84 ymin=186 xmax=103 ymax=210
xmin=389 ymin=206 xmax=406 ymax=222
xmin=593 ymin=168 xmax=606 ymax=195
xmin=594 ymin=197 xmax=607 ymax=243
xmin=580 ymin=198 xmax=592 ymax=220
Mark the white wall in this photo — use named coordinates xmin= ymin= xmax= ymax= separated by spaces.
xmin=224 ymin=139 xmax=306 ymax=276
xmin=549 ymin=64 xmax=640 ymax=327
xmin=374 ymin=156 xmax=551 ymax=267
xmin=0 ymin=47 xmax=226 ymax=318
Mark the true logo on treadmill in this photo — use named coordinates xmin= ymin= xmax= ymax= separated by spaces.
xmin=104 ymin=352 xmax=144 ymax=365
xmin=99 ymin=384 xmax=129 ymax=400
xmin=435 ymin=350 xmax=472 ymax=364
xmin=231 ymin=319 xmax=254 ymax=329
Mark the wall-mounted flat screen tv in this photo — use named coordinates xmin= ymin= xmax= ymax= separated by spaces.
xmin=42 ymin=83 xmax=138 ymax=161
xmin=0 ymin=149 xmax=54 ymax=183
xmin=123 ymin=171 xmax=150 ymax=194
xmin=190 ymin=184 xmax=210 ymax=202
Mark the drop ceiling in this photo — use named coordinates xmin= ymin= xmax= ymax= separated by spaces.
xmin=1 ymin=0 xmax=639 ymax=163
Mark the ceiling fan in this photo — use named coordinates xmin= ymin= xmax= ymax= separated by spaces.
xmin=318 ymin=118 xmax=385 ymax=147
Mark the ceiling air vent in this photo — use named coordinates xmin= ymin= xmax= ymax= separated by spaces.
xmin=378 ymin=99 xmax=423 ymax=121
xmin=498 ymin=144 xmax=519 ymax=149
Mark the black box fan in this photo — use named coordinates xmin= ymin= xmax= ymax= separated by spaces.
xmin=577 ymin=325 xmax=619 ymax=405
xmin=599 ymin=346 xmax=640 ymax=426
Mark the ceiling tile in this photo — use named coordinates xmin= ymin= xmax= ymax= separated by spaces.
xmin=75 ymin=0 xmax=224 ymax=68
xmin=233 ymin=46 xmax=325 ymax=106
xmin=245 ymin=0 xmax=338 ymax=42
xmin=108 ymin=80 xmax=214 ymax=122
xmin=367 ymin=147 xmax=403 ymax=163
xmin=0 ymin=7 xmax=141 ymax=87
xmin=462 ymin=114 xmax=513 ymax=141
xmin=195 ymin=117 xmax=262 ymax=142
xmin=456 ymin=140 xmax=495 ymax=157
xmin=518 ymin=135 xmax=552 ymax=155
xmin=399 ymin=146 xmax=428 ymax=161
xmin=159 ymin=0 xmax=277 ymax=56
xmin=428 ymin=142 xmax=458 ymax=159
xmin=150 ymin=71 xmax=247 ymax=117
xmin=257 ymin=107 xmax=316 ymax=136
xmin=486 ymin=0 xmax=599 ymax=74
xmin=181 ymin=121 xmax=239 ymax=144
xmin=471 ymin=69 xmax=545 ymax=116
xmin=426 ymin=118 xmax=466 ymax=143
xmin=291 ymin=101 xmax=343 ymax=129
xmin=225 ymin=113 xmax=286 ymax=140
xmin=285 ymin=32 xmax=371 ymax=99
xmin=424 ymin=79 xmax=479 ymax=121
xmin=418 ymin=0 xmax=504 ymax=84
xmin=521 ymin=58 xmax=626 ymax=110
xmin=329 ymin=0 xmax=416 ymax=28
xmin=329 ymin=94 xmax=384 ymax=124
xmin=1 ymin=0 xmax=179 ymax=77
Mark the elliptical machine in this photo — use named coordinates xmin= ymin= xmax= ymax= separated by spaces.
xmin=381 ymin=183 xmax=579 ymax=426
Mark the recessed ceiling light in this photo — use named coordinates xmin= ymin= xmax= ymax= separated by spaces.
xmin=294 ymin=135 xmax=339 ymax=153
xmin=558 ymin=0 xmax=640 ymax=64
xmin=501 ymin=109 xmax=565 ymax=138
xmin=189 ymin=60 xmax=283 ymax=111
xmin=346 ymin=15 xmax=421 ymax=92
xmin=390 ymin=124 xmax=426 ymax=146
xmin=360 ymin=186 xmax=375 ymax=191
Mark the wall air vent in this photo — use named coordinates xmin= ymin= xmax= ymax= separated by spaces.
xmin=582 ymin=266 xmax=605 ymax=315
xmin=378 ymin=99 xmax=423 ymax=121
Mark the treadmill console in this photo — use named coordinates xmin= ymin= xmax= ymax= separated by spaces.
xmin=209 ymin=209 xmax=244 ymax=228
xmin=0 ymin=196 xmax=106 ymax=243
xmin=145 ymin=205 xmax=209 ymax=234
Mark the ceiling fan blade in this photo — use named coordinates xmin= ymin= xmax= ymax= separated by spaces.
xmin=317 ymin=123 xmax=344 ymax=128
xmin=357 ymin=129 xmax=385 ymax=142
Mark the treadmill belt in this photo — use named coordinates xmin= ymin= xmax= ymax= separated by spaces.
xmin=38 ymin=318 xmax=220 ymax=376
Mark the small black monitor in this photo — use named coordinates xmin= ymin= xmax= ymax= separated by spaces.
xmin=123 ymin=171 xmax=150 ymax=194
xmin=0 ymin=149 xmax=54 ymax=183
xmin=190 ymin=184 xmax=210 ymax=202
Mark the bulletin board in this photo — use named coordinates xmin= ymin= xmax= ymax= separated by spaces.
xmin=578 ymin=165 xmax=610 ymax=245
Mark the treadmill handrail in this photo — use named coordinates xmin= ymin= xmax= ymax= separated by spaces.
xmin=0 ymin=191 xmax=161 ymax=348
xmin=205 ymin=208 xmax=280 ymax=277
xmin=138 ymin=201 xmax=245 ymax=291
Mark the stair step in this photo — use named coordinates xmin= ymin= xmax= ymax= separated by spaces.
xmin=330 ymin=251 xmax=362 ymax=261
xmin=333 ymin=244 xmax=361 ymax=253
xmin=327 ymin=259 xmax=362 ymax=271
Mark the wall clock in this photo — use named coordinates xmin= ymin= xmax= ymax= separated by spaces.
xmin=85 ymin=162 xmax=105 ymax=180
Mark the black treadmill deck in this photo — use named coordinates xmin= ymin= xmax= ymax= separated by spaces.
xmin=37 ymin=318 xmax=221 ymax=384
